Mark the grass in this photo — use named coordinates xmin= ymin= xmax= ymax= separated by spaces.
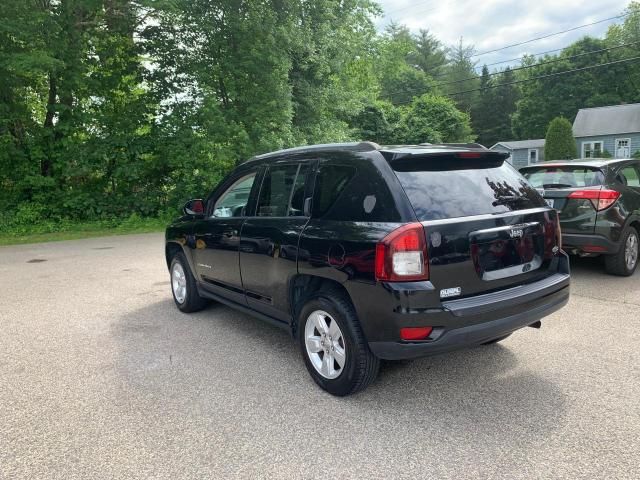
xmin=0 ymin=216 xmax=169 ymax=246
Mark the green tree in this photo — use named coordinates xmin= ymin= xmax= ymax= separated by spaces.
xmin=350 ymin=101 xmax=398 ymax=144
xmin=443 ymin=38 xmax=479 ymax=113
xmin=471 ymin=66 xmax=519 ymax=147
xmin=410 ymin=29 xmax=448 ymax=77
xmin=471 ymin=65 xmax=494 ymax=146
xmin=545 ymin=117 xmax=577 ymax=160
xmin=492 ymin=68 xmax=519 ymax=142
xmin=376 ymin=23 xmax=436 ymax=105
xmin=511 ymin=28 xmax=637 ymax=140
xmin=393 ymin=94 xmax=474 ymax=144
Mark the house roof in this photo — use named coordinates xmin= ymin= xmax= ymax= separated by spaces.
xmin=491 ymin=139 xmax=545 ymax=151
xmin=573 ymin=103 xmax=640 ymax=137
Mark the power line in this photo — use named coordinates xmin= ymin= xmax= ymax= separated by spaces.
xmin=442 ymin=55 xmax=640 ymax=98
xmin=474 ymin=46 xmax=569 ymax=71
xmin=386 ymin=41 xmax=640 ymax=101
xmin=473 ymin=13 xmax=629 ymax=57
xmin=383 ymin=0 xmax=436 ymax=17
xmin=393 ymin=55 xmax=640 ymax=104
xmin=434 ymin=41 xmax=640 ymax=88
xmin=428 ymin=46 xmax=569 ymax=79
xmin=388 ymin=11 xmax=629 ymax=83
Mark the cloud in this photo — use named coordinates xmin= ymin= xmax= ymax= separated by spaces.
xmin=376 ymin=0 xmax=629 ymax=67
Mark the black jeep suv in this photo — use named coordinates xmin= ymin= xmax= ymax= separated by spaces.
xmin=165 ymin=142 xmax=570 ymax=395
xmin=520 ymin=159 xmax=640 ymax=276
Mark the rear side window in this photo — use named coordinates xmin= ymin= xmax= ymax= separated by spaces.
xmin=257 ymin=163 xmax=309 ymax=217
xmin=522 ymin=166 xmax=605 ymax=188
xmin=313 ymin=165 xmax=356 ymax=218
xmin=617 ymin=165 xmax=640 ymax=187
xmin=394 ymin=161 xmax=546 ymax=221
xmin=313 ymin=161 xmax=402 ymax=222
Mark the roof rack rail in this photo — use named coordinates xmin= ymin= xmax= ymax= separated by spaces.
xmin=251 ymin=141 xmax=380 ymax=161
xmin=419 ymin=143 xmax=488 ymax=150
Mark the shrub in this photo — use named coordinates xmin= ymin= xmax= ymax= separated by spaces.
xmin=545 ymin=117 xmax=577 ymax=160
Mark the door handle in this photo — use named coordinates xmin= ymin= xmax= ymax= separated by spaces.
xmin=224 ymin=230 xmax=237 ymax=238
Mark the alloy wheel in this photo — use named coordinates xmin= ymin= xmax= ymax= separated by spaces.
xmin=625 ymin=232 xmax=638 ymax=271
xmin=304 ymin=310 xmax=346 ymax=379
xmin=172 ymin=262 xmax=187 ymax=304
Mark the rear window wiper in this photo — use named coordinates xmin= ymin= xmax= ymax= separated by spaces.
xmin=492 ymin=195 xmax=525 ymax=206
xmin=541 ymin=183 xmax=573 ymax=188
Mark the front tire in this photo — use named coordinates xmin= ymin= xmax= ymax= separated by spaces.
xmin=170 ymin=252 xmax=208 ymax=313
xmin=298 ymin=291 xmax=379 ymax=396
xmin=604 ymin=226 xmax=639 ymax=276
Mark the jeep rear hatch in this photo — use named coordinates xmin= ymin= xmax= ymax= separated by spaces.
xmin=385 ymin=149 xmax=562 ymax=299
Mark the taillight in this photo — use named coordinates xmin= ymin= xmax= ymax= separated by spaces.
xmin=375 ymin=223 xmax=429 ymax=281
xmin=400 ymin=326 xmax=433 ymax=341
xmin=568 ymin=189 xmax=621 ymax=211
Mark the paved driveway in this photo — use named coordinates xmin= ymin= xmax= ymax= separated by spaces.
xmin=1 ymin=233 xmax=639 ymax=479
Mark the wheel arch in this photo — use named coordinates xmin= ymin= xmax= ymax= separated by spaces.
xmin=165 ymin=241 xmax=189 ymax=269
xmin=628 ymin=217 xmax=640 ymax=234
xmin=288 ymin=274 xmax=355 ymax=337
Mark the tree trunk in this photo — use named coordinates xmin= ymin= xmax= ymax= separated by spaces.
xmin=42 ymin=73 xmax=57 ymax=176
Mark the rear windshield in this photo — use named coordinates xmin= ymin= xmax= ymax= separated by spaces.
xmin=521 ymin=166 xmax=605 ymax=188
xmin=394 ymin=160 xmax=546 ymax=221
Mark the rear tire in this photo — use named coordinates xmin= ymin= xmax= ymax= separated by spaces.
xmin=481 ymin=333 xmax=512 ymax=345
xmin=170 ymin=252 xmax=209 ymax=313
xmin=298 ymin=290 xmax=379 ymax=396
xmin=604 ymin=226 xmax=639 ymax=276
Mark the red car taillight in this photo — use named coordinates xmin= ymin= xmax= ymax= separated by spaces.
xmin=375 ymin=222 xmax=429 ymax=282
xmin=400 ymin=326 xmax=433 ymax=341
xmin=568 ymin=189 xmax=621 ymax=211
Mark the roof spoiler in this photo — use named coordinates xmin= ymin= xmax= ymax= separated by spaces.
xmin=419 ymin=142 xmax=489 ymax=150
xmin=384 ymin=149 xmax=510 ymax=172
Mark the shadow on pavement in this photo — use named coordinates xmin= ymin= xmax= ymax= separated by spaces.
xmin=113 ymin=296 xmax=567 ymax=452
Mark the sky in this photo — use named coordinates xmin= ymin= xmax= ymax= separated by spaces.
xmin=375 ymin=0 xmax=630 ymax=69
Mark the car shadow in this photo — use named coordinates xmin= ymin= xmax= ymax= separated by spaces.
xmin=568 ymin=255 xmax=604 ymax=274
xmin=113 ymin=297 xmax=567 ymax=450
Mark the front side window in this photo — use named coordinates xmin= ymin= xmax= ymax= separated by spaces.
xmin=583 ymin=141 xmax=603 ymax=159
xmin=256 ymin=163 xmax=309 ymax=217
xmin=212 ymin=173 xmax=257 ymax=218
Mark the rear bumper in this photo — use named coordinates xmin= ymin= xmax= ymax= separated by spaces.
xmin=367 ymin=271 xmax=570 ymax=361
xmin=562 ymin=233 xmax=620 ymax=254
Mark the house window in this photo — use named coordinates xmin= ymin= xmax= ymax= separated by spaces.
xmin=528 ymin=149 xmax=538 ymax=164
xmin=582 ymin=141 xmax=603 ymax=159
xmin=615 ymin=138 xmax=631 ymax=158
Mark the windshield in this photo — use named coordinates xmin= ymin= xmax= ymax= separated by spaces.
xmin=522 ymin=166 xmax=605 ymax=189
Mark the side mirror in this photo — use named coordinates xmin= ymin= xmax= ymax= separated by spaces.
xmin=183 ymin=199 xmax=205 ymax=216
